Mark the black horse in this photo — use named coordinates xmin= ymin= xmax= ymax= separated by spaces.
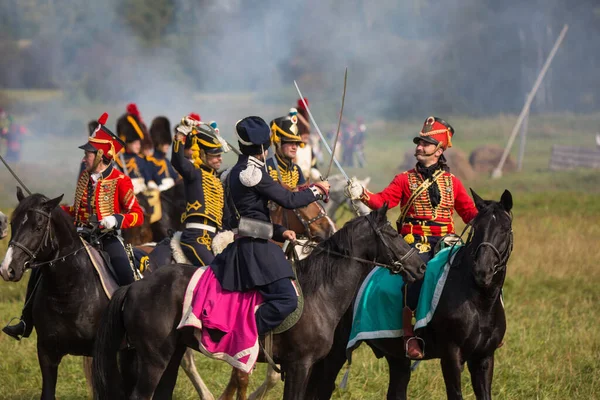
xmin=0 ymin=189 xmax=111 ymax=399
xmin=92 ymin=205 xmax=427 ymax=400
xmin=363 ymin=189 xmax=513 ymax=400
xmin=0 ymin=188 xmax=212 ymax=400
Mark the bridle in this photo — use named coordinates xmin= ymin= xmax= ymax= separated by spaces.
xmin=9 ymin=208 xmax=55 ymax=270
xmin=9 ymin=206 xmax=88 ymax=270
xmin=292 ymin=201 xmax=330 ymax=239
xmin=470 ymin=210 xmax=514 ymax=275
xmin=296 ymin=216 xmax=418 ymax=275
xmin=366 ymin=217 xmax=418 ymax=275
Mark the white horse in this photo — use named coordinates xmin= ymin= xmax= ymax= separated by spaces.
xmin=0 ymin=211 xmax=8 ymax=239
xmin=324 ymin=174 xmax=371 ymax=223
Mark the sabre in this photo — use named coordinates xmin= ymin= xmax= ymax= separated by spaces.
xmin=0 ymin=153 xmax=32 ymax=195
xmin=325 ymin=67 xmax=348 ymax=179
xmin=181 ymin=116 xmax=241 ymax=155
xmin=294 ymin=81 xmax=351 ymax=183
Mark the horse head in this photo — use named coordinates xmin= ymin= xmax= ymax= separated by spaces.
xmin=0 ymin=211 xmax=8 ymax=239
xmin=468 ymin=189 xmax=514 ymax=288
xmin=270 ymin=183 xmax=337 ymax=241
xmin=325 ymin=174 xmax=372 ymax=220
xmin=0 ymin=187 xmax=64 ymax=282
xmin=354 ymin=204 xmax=426 ymax=283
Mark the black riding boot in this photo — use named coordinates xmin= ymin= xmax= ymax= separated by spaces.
xmin=2 ymin=268 xmax=39 ymax=340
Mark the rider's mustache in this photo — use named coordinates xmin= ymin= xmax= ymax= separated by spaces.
xmin=414 ymin=150 xmax=435 ymax=157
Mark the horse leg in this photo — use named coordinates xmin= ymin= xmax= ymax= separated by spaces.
xmin=385 ymin=355 xmax=411 ymax=400
xmin=440 ymin=353 xmax=465 ymax=400
xmin=282 ymin=362 xmax=313 ymax=400
xmin=154 ymin=342 xmax=188 ymax=400
xmin=218 ymin=368 xmax=239 ymax=400
xmin=181 ymin=348 xmax=215 ymax=400
xmin=37 ymin=344 xmax=62 ymax=400
xmin=83 ymin=356 xmax=93 ymax=397
xmin=119 ymin=348 xmax=138 ymax=398
xmin=467 ymin=355 xmax=495 ymax=400
xmin=248 ymin=365 xmax=280 ymax=400
xmin=305 ymin=309 xmax=353 ymax=400
xmin=235 ymin=369 xmax=250 ymax=400
xmin=130 ymin=336 xmax=179 ymax=400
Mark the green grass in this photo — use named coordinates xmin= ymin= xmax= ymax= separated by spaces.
xmin=0 ymin=99 xmax=599 ymax=398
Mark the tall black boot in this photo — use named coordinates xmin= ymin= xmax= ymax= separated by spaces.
xmin=2 ymin=268 xmax=39 ymax=340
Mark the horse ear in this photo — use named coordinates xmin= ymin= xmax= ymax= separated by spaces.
xmin=16 ymin=186 xmax=26 ymax=202
xmin=500 ymin=189 xmax=513 ymax=212
xmin=470 ymin=188 xmax=485 ymax=210
xmin=43 ymin=194 xmax=64 ymax=211
xmin=376 ymin=203 xmax=389 ymax=221
xmin=361 ymin=176 xmax=371 ymax=187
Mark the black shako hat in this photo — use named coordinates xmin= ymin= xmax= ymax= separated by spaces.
xmin=235 ymin=116 xmax=271 ymax=155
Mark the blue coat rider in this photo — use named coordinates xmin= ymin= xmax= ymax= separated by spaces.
xmin=172 ymin=118 xmax=226 ymax=266
xmin=210 ymin=116 xmax=330 ymax=335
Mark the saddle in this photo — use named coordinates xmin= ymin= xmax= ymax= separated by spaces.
xmin=78 ymin=229 xmax=150 ymax=299
xmin=80 ymin=237 xmax=119 ymax=299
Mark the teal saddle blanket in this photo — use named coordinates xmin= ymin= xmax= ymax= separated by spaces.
xmin=347 ymin=245 xmax=462 ymax=351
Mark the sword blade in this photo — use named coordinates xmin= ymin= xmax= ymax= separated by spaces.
xmin=325 ymin=67 xmax=347 ymax=179
xmin=0 ymin=153 xmax=32 ymax=195
xmin=294 ymin=81 xmax=350 ymax=183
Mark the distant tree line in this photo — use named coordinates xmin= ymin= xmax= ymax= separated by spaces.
xmin=0 ymin=0 xmax=598 ymax=116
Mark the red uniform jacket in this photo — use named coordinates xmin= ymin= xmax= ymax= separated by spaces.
xmin=62 ymin=164 xmax=144 ymax=229
xmin=363 ymin=168 xmax=477 ymax=238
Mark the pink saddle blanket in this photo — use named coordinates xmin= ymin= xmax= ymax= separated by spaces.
xmin=177 ymin=267 xmax=263 ymax=373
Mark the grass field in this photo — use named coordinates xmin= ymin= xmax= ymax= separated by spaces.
xmin=0 ymin=98 xmax=599 ymax=399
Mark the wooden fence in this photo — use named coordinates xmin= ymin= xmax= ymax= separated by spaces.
xmin=549 ymin=145 xmax=600 ymax=170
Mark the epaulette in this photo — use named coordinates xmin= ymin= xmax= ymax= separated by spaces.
xmin=240 ymin=158 xmax=264 ymax=187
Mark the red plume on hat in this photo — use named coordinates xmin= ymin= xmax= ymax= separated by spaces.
xmin=126 ymin=103 xmax=141 ymax=119
xmin=297 ymin=98 xmax=309 ymax=111
xmin=188 ymin=113 xmax=201 ymax=122
xmin=80 ymin=112 xmax=125 ymax=160
xmin=413 ymin=116 xmax=454 ymax=151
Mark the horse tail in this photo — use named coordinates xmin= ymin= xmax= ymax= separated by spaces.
xmin=92 ymin=285 xmax=130 ymax=400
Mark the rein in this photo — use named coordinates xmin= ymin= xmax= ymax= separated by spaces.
xmin=9 ymin=206 xmax=108 ymax=269
xmin=292 ymin=219 xmax=417 ymax=275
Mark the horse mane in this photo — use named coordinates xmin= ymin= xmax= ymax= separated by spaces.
xmin=295 ymin=215 xmax=366 ymax=295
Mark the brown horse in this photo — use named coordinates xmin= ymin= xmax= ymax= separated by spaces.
xmin=121 ymin=193 xmax=154 ymax=245
xmin=269 ymin=183 xmax=337 ymax=242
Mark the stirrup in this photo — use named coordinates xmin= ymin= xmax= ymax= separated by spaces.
xmin=2 ymin=317 xmax=27 ymax=341
xmin=404 ymin=336 xmax=425 ymax=359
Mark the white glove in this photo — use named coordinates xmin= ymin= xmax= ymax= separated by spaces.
xmin=176 ymin=123 xmax=194 ymax=136
xmin=131 ymin=177 xmax=147 ymax=195
xmin=158 ymin=177 xmax=175 ymax=191
xmin=100 ymin=215 xmax=118 ymax=230
xmin=147 ymin=180 xmax=159 ymax=190
xmin=344 ymin=177 xmax=365 ymax=200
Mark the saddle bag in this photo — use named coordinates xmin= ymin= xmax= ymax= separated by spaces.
xmin=237 ymin=217 xmax=273 ymax=240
